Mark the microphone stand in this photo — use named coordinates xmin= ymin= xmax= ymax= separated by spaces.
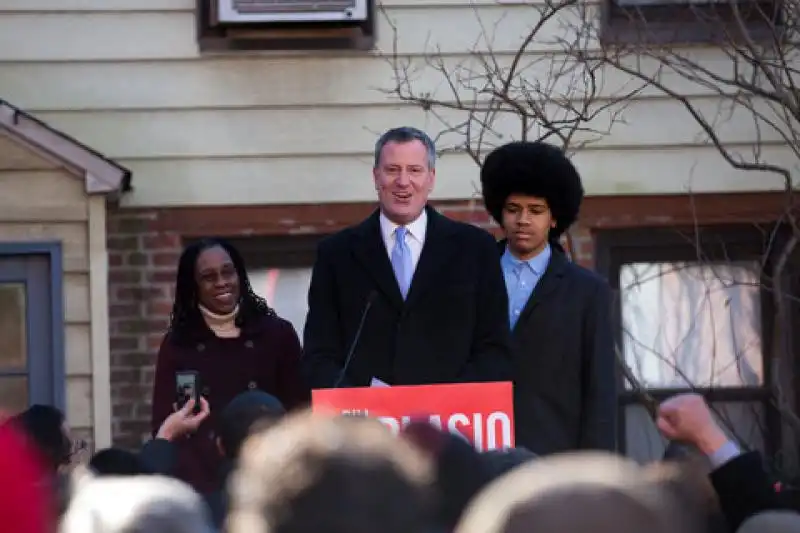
xmin=333 ymin=291 xmax=377 ymax=388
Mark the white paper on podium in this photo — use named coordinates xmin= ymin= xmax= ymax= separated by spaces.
xmin=370 ymin=377 xmax=390 ymax=388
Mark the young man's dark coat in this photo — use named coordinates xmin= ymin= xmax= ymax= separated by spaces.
xmin=499 ymin=240 xmax=617 ymax=455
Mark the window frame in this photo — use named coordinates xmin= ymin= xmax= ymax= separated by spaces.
xmin=183 ymin=234 xmax=326 ymax=268
xmin=196 ymin=0 xmax=376 ymax=52
xmin=0 ymin=242 xmax=66 ymax=413
xmin=225 ymin=234 xmax=325 ymax=269
xmin=600 ymin=0 xmax=783 ymax=46
xmin=595 ymin=225 xmax=785 ymax=458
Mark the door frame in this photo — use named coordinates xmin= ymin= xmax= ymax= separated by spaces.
xmin=0 ymin=241 xmax=65 ymax=411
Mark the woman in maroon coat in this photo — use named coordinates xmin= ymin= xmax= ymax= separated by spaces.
xmin=150 ymin=238 xmax=311 ymax=494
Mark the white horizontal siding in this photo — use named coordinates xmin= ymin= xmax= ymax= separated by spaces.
xmin=66 ymin=323 xmax=92 ymax=376
xmin=0 ymin=13 xmax=198 ymax=61
xmin=0 ymin=0 xmax=510 ymax=9
xmin=32 ymin=98 xmax=790 ymax=160
xmin=117 ymin=145 xmax=797 ymax=206
xmin=1 ymin=52 xmax=736 ymax=112
xmin=66 ymin=375 xmax=92 ymax=428
xmin=0 ymin=134 xmax=60 ymax=170
xmin=0 ymin=7 xmax=579 ymax=61
xmin=65 ymin=272 xmax=91 ymax=324
xmin=0 ymin=1 xmax=789 ymax=207
xmin=0 ymin=171 xmax=88 ymax=216
xmin=0 ymin=0 xmax=191 ymax=10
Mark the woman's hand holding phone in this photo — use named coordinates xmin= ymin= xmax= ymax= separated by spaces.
xmin=157 ymin=398 xmax=211 ymax=441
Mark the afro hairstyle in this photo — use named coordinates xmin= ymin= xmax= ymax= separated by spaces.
xmin=480 ymin=141 xmax=584 ymax=241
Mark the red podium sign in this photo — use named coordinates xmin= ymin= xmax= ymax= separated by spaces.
xmin=311 ymin=381 xmax=514 ymax=452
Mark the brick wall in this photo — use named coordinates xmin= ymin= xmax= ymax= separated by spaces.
xmin=107 ymin=213 xmax=182 ymax=448
xmin=105 ymin=200 xmax=594 ymax=447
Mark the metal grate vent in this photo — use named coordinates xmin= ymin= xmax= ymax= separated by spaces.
xmin=232 ymin=0 xmax=356 ymax=13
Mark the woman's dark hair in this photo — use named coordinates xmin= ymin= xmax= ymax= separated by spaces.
xmin=10 ymin=404 xmax=71 ymax=471
xmin=168 ymin=238 xmax=275 ymax=345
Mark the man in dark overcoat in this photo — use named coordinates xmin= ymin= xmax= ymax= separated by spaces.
xmin=303 ymin=127 xmax=512 ymax=389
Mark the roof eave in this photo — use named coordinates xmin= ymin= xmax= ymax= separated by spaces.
xmin=0 ymin=99 xmax=132 ymax=196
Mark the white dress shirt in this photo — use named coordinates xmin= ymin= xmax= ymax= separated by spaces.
xmin=372 ymin=210 xmax=427 ymax=388
xmin=379 ymin=210 xmax=427 ymax=275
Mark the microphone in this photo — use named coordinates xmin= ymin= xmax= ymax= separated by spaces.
xmin=333 ymin=290 xmax=377 ymax=388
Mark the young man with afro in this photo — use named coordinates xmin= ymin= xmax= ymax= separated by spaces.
xmin=480 ymin=141 xmax=617 ymax=455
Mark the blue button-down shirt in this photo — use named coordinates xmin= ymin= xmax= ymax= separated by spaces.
xmin=501 ymin=244 xmax=551 ymax=329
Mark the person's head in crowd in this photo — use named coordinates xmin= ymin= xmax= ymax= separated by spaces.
xmin=481 ymin=141 xmax=584 ymax=259
xmin=88 ymin=448 xmax=144 ymax=476
xmin=59 ymin=471 xmax=216 ymax=533
xmin=227 ymin=410 xmax=434 ymax=533
xmin=373 ymin=126 xmax=436 ymax=225
xmin=0 ymin=419 xmax=56 ymax=533
xmin=737 ymin=511 xmax=800 ymax=533
xmin=11 ymin=404 xmax=74 ymax=473
xmin=168 ymin=238 xmax=276 ymax=344
xmin=643 ymin=459 xmax=727 ymax=533
xmin=456 ymin=452 xmax=704 ymax=533
xmin=401 ymin=420 xmax=496 ymax=531
xmin=481 ymin=446 xmax=538 ymax=478
xmin=216 ymin=390 xmax=286 ymax=460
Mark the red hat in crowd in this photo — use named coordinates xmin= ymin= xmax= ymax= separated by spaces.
xmin=0 ymin=419 xmax=55 ymax=533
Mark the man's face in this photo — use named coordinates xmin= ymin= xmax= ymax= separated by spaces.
xmin=501 ymin=194 xmax=555 ymax=260
xmin=373 ymin=140 xmax=435 ymax=225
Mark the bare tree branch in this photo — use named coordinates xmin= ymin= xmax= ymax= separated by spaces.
xmin=581 ymin=0 xmax=800 ymax=456
xmin=377 ymin=0 xmax=645 ymax=166
xmin=579 ymin=1 xmax=798 ymax=188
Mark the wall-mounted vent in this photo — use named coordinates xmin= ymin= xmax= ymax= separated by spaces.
xmin=217 ymin=0 xmax=369 ymax=23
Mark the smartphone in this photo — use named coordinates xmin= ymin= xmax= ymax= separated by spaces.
xmin=175 ymin=370 xmax=201 ymax=414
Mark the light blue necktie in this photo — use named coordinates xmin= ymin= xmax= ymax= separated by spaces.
xmin=391 ymin=226 xmax=413 ymax=299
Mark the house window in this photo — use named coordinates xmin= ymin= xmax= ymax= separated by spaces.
xmin=0 ymin=246 xmax=65 ymax=415
xmin=595 ymin=226 xmax=787 ymax=464
xmin=602 ymin=0 xmax=782 ymax=45
xmin=620 ymin=261 xmax=763 ymax=390
xmin=0 ymin=284 xmax=30 ymax=413
xmin=196 ymin=0 xmax=376 ymax=52
xmin=248 ymin=266 xmax=313 ymax=342
xmin=227 ymin=235 xmax=326 ymax=344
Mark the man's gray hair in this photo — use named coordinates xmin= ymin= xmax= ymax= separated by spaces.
xmin=374 ymin=127 xmax=436 ymax=170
